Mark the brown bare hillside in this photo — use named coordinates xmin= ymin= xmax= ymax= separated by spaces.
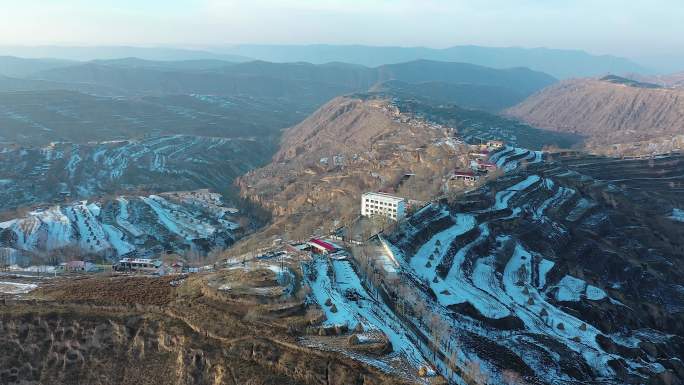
xmin=1 ymin=272 xmax=411 ymax=385
xmin=274 ymin=97 xmax=400 ymax=164
xmin=505 ymin=77 xmax=684 ymax=145
xmin=629 ymin=71 xmax=684 ymax=89
xmin=237 ymin=96 xmax=473 ymax=242
xmin=660 ymin=71 xmax=684 ymax=88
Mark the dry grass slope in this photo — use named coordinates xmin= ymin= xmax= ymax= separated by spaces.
xmin=505 ymin=78 xmax=684 ymax=146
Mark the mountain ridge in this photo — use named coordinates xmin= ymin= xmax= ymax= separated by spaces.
xmin=217 ymin=44 xmax=649 ymax=79
xmin=0 ymin=44 xmax=646 ymax=79
xmin=25 ymin=59 xmax=556 ymax=109
xmin=505 ymin=77 xmax=684 ymax=146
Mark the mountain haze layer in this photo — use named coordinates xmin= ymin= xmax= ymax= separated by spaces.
xmin=219 ymin=44 xmax=649 ymax=79
xmin=0 ymin=56 xmax=77 ymax=78
xmin=0 ymin=45 xmax=251 ymax=62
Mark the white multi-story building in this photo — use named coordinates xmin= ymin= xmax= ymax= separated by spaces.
xmin=361 ymin=192 xmax=407 ymax=221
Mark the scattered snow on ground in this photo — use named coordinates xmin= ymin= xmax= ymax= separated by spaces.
xmin=586 ymin=285 xmax=607 ymax=301
xmin=553 ymin=275 xmax=607 ymax=302
xmin=305 ymin=257 xmax=430 ymax=372
xmin=493 ymin=175 xmax=541 ymax=210
xmin=669 ymin=208 xmax=684 ymax=222
xmin=555 ymin=275 xmax=587 ymax=302
xmin=142 ymin=195 xmax=217 ymax=242
xmin=0 ymin=281 xmax=37 ymax=294
xmin=9 ymin=265 xmax=56 ymax=273
xmin=114 ymin=197 xmax=143 ymax=237
xmin=102 ymin=224 xmax=135 ymax=255
xmin=537 ymin=259 xmax=555 ymax=288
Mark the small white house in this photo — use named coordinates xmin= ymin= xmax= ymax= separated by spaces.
xmin=361 ymin=192 xmax=407 ymax=221
xmin=57 ymin=260 xmax=98 ymax=273
xmin=450 ymin=171 xmax=480 ymax=187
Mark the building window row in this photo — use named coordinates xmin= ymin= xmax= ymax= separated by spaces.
xmin=366 ymin=204 xmax=397 ymax=211
xmin=364 ymin=198 xmax=397 ymax=207
xmin=366 ymin=209 xmax=397 ymax=219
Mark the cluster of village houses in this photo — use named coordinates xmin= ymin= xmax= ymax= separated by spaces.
xmin=41 ymin=257 xmax=192 ymax=275
xmin=448 ymin=139 xmax=504 ymax=188
xmin=375 ymin=99 xmax=453 ymax=132
xmin=372 ymin=99 xmax=505 ymax=187
xmin=360 ymin=141 xmax=504 ymax=224
xmin=47 ymin=238 xmax=346 ymax=277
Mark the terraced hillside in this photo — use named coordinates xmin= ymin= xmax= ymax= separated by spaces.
xmin=0 ymin=91 xmax=309 ymax=146
xmin=0 ymin=190 xmax=243 ymax=263
xmin=0 ymin=135 xmax=270 ymax=213
xmin=378 ymin=147 xmax=684 ymax=384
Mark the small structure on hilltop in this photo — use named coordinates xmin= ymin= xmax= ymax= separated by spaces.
xmin=361 ymin=192 xmax=407 ymax=221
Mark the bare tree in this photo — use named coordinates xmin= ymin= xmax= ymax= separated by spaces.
xmin=0 ymin=248 xmax=11 ymax=271
xmin=502 ymin=369 xmax=526 ymax=385
xmin=464 ymin=360 xmax=489 ymax=385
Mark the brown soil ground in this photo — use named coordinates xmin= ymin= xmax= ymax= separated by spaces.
xmin=0 ymin=271 xmax=415 ymax=385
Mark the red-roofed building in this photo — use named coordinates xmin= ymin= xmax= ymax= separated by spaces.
xmin=473 ymin=159 xmax=498 ymax=173
xmin=453 ymin=170 xmax=478 ymax=180
xmin=308 ymin=238 xmax=338 ymax=254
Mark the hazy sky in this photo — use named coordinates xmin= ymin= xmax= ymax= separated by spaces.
xmin=0 ymin=0 xmax=682 ymax=58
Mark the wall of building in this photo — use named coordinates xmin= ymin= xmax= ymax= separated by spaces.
xmin=361 ymin=193 xmax=406 ymax=221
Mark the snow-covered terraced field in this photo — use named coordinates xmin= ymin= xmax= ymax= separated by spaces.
xmin=0 ymin=191 xmax=243 ymax=261
xmin=0 ymin=135 xmax=271 ymax=212
xmin=378 ymin=146 xmax=684 ymax=384
xmin=304 ymin=256 xmax=431 ymax=375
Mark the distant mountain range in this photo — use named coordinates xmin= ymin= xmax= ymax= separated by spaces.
xmin=0 ymin=44 xmax=652 ymax=79
xmin=0 ymin=56 xmax=77 ymax=78
xmin=0 ymin=58 xmax=555 ymax=113
xmin=505 ymin=75 xmax=684 ymax=145
xmin=0 ymin=45 xmax=250 ymax=63
xmin=217 ymin=44 xmax=650 ymax=79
